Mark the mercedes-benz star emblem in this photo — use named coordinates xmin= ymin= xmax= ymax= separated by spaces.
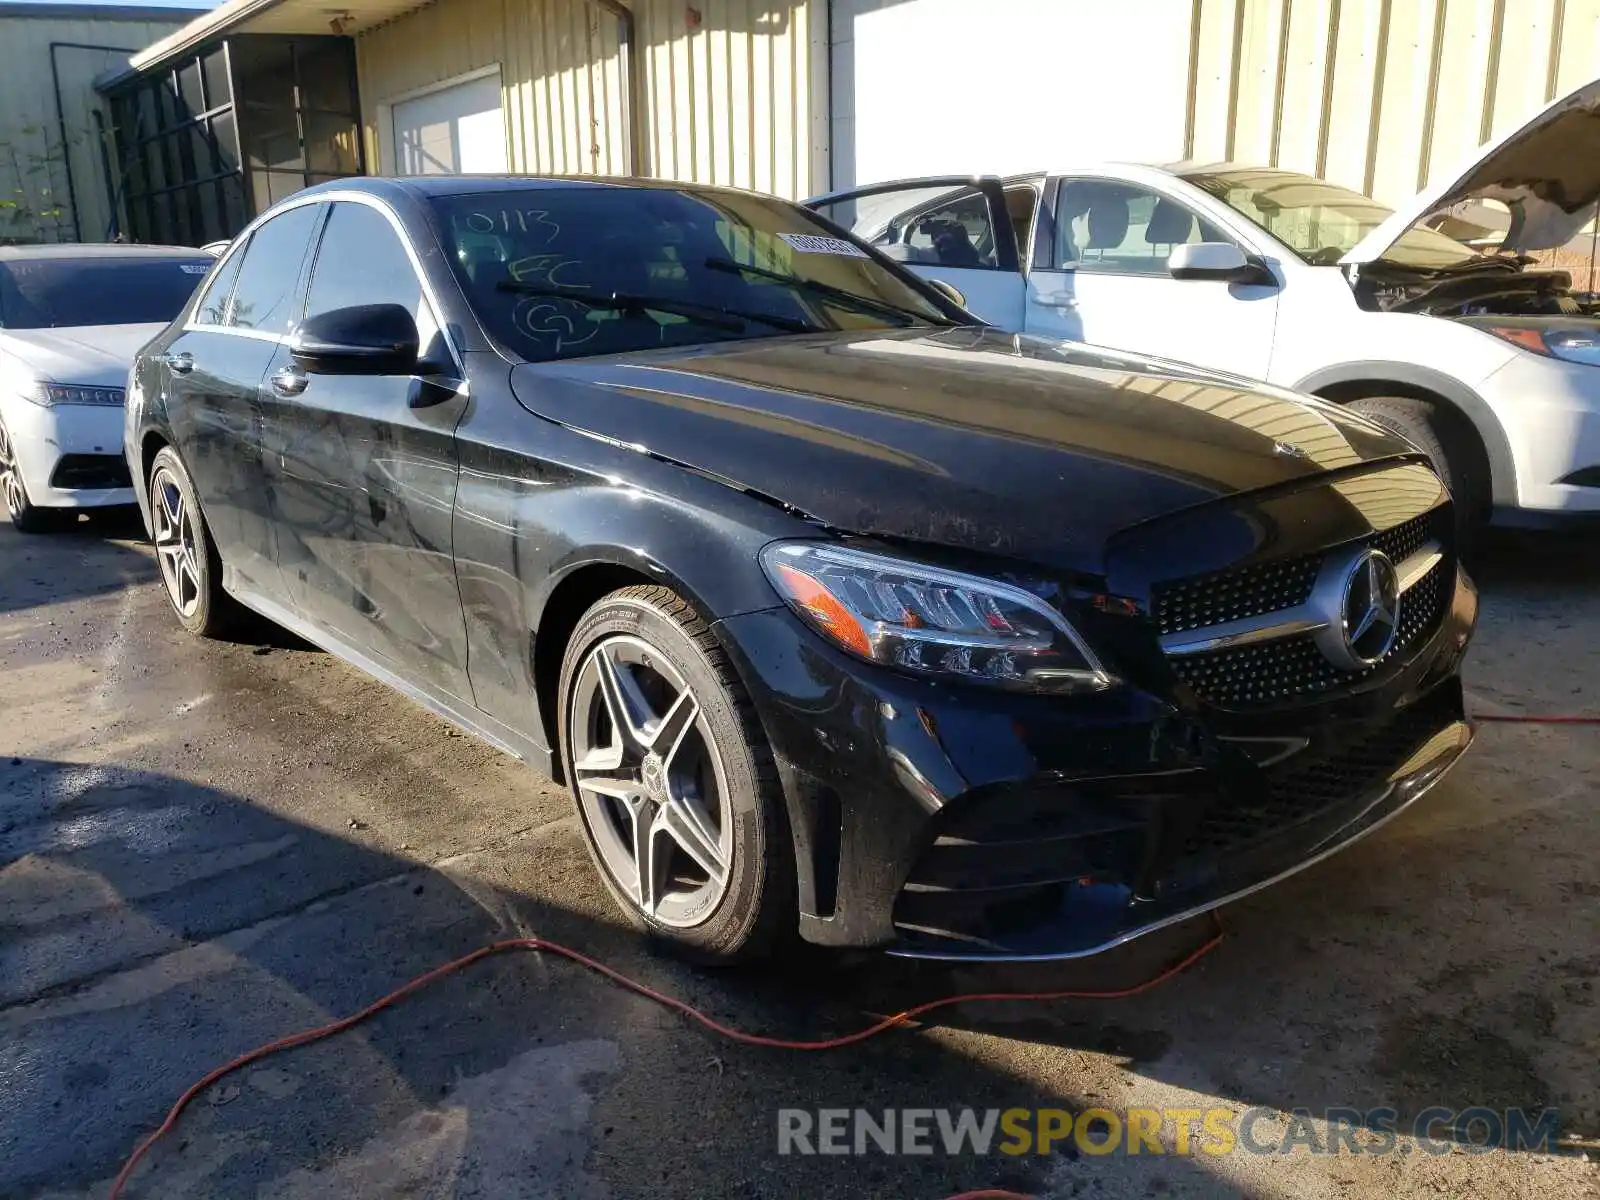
xmin=1272 ymin=441 xmax=1307 ymax=458
xmin=1331 ymin=553 xmax=1395 ymax=668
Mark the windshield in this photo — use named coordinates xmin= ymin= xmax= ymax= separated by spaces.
xmin=1182 ymin=168 xmax=1483 ymax=269
xmin=0 ymin=257 xmax=212 ymax=329
xmin=430 ymin=186 xmax=954 ymax=363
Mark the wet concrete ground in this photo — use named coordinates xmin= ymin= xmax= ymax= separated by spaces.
xmin=2 ymin=511 xmax=1599 ymax=1200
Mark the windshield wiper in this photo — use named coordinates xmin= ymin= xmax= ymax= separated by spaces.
xmin=494 ymin=280 xmax=821 ymax=333
xmin=702 ymin=257 xmax=949 ymax=326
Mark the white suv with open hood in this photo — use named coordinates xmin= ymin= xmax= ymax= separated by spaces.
xmin=808 ymin=80 xmax=1600 ymax=531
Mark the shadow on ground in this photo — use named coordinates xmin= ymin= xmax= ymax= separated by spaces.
xmin=2 ymin=527 xmax=1596 ymax=1198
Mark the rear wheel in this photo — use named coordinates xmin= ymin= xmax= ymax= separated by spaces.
xmin=148 ymin=446 xmax=246 ymax=638
xmin=557 ymin=585 xmax=794 ymax=963
xmin=1344 ymin=395 xmax=1487 ymax=543
xmin=0 ymin=418 xmax=64 ymax=534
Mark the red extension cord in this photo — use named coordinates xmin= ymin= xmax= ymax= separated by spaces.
xmin=108 ymin=713 xmax=1593 ymax=1197
xmin=1475 ymin=713 xmax=1600 ymax=724
xmin=107 ymin=922 xmax=1224 ymax=1198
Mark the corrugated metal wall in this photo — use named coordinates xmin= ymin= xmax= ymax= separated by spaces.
xmin=0 ymin=12 xmax=191 ymax=244
xmin=355 ymin=0 xmax=629 ymax=176
xmin=632 ymin=0 xmax=822 ymax=198
xmin=355 ymin=0 xmax=824 ymax=197
xmin=1186 ymin=0 xmax=1600 ymax=205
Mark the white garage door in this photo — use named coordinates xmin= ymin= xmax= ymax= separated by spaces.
xmin=392 ymin=72 xmax=508 ymax=175
xmin=828 ymin=0 xmax=1191 ymax=188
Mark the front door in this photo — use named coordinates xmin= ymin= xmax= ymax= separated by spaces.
xmin=1024 ymin=176 xmax=1280 ymax=378
xmin=163 ymin=202 xmax=326 ymax=599
xmin=805 ymin=176 xmax=1026 ymax=328
xmin=263 ymin=198 xmax=473 ymax=703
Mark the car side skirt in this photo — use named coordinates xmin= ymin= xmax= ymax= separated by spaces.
xmin=226 ymin=584 xmax=556 ymax=779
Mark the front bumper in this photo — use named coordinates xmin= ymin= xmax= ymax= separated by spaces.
xmin=0 ymin=394 xmax=133 ymax=509
xmin=1480 ymin=349 xmax=1600 ymax=518
xmin=716 ymin=565 xmax=1477 ymax=960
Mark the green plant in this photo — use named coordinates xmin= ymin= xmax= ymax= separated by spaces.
xmin=0 ymin=124 xmax=76 ymax=245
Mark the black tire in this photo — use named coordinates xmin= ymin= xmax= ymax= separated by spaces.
xmin=1344 ymin=395 xmax=1487 ymax=542
xmin=0 ymin=417 xmax=66 ymax=534
xmin=147 ymin=446 xmax=247 ymax=638
xmin=557 ymin=584 xmax=795 ymax=963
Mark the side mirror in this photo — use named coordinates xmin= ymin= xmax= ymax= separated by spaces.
xmin=291 ymin=304 xmax=420 ymax=376
xmin=1167 ymin=242 xmax=1275 ymax=285
xmin=925 ymin=278 xmax=968 ymax=309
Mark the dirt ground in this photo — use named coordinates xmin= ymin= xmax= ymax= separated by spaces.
xmin=2 ymin=511 xmax=1599 ymax=1200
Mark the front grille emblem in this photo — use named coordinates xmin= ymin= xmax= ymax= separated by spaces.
xmin=1312 ymin=548 xmax=1401 ymax=670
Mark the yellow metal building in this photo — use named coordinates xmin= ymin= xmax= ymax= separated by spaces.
xmin=89 ymin=0 xmax=1600 ymax=240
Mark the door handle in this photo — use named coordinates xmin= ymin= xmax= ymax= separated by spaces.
xmin=161 ymin=351 xmax=195 ymax=374
xmin=1037 ymin=293 xmax=1077 ymax=310
xmin=270 ymin=365 xmax=309 ymax=397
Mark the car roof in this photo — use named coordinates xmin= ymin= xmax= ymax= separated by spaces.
xmin=1010 ymin=161 xmax=1317 ymax=182
xmin=297 ymin=174 xmax=776 ymax=203
xmin=0 ymin=243 xmax=210 ymax=260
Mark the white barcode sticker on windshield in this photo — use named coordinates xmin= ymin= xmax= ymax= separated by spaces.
xmin=779 ymin=233 xmax=868 ymax=258
xmin=179 ymin=264 xmax=210 ymax=274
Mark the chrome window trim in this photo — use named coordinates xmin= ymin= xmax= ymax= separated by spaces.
xmin=180 ymin=189 xmax=463 ymax=376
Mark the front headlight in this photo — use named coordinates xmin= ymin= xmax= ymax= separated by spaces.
xmin=1475 ymin=321 xmax=1600 ymax=367
xmin=760 ymin=542 xmax=1113 ymax=693
xmin=19 ymin=382 xmax=127 ymax=408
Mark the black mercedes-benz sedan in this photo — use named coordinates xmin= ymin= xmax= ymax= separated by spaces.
xmin=124 ymin=175 xmax=1476 ymax=962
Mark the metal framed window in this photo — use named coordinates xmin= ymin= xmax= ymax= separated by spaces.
xmin=106 ymin=35 xmax=362 ymax=246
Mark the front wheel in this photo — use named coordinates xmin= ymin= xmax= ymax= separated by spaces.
xmin=557 ymin=585 xmax=795 ymax=963
xmin=1344 ymin=395 xmax=1488 ymax=544
xmin=0 ymin=417 xmax=64 ymax=533
xmin=147 ymin=446 xmax=246 ymax=638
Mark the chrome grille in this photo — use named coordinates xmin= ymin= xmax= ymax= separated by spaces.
xmin=1159 ymin=507 xmax=1453 ymax=710
xmin=1154 ymin=555 xmax=1320 ymax=635
xmin=1371 ymin=510 xmax=1439 ymax=564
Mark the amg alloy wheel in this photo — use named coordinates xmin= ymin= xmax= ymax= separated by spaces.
xmin=151 ymin=463 xmax=203 ymax=620
xmin=568 ymin=633 xmax=733 ymax=927
xmin=147 ymin=446 xmax=243 ymax=638
xmin=558 ymin=585 xmax=794 ymax=961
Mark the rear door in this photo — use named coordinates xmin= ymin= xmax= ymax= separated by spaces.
xmin=163 ymin=203 xmax=325 ymax=599
xmin=805 ymin=176 xmax=1025 ymax=327
xmin=263 ymin=198 xmax=474 ymax=703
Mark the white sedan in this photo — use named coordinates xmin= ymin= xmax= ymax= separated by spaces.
xmin=0 ymin=245 xmax=212 ymax=532
xmin=808 ymin=79 xmax=1600 ymax=533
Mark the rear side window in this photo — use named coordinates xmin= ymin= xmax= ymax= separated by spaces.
xmin=223 ymin=203 xmax=325 ymax=333
xmin=193 ymin=243 xmax=247 ymax=326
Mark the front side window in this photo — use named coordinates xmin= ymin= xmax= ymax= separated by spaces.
xmin=431 ymin=185 xmax=953 ymax=364
xmin=1182 ymin=168 xmax=1479 ymax=268
xmin=1053 ymin=180 xmax=1225 ymax=275
xmin=224 ymin=202 xmax=325 ymax=332
xmin=304 ymin=201 xmax=441 ymax=348
xmin=0 ymin=258 xmax=212 ymax=329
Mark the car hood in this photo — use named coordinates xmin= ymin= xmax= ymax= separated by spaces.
xmin=1342 ymin=78 xmax=1600 ymax=264
xmin=1 ymin=323 xmax=167 ymax=386
xmin=509 ymin=327 xmax=1412 ymax=573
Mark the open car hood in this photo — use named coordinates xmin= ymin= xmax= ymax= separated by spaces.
xmin=1341 ymin=78 xmax=1600 ymax=265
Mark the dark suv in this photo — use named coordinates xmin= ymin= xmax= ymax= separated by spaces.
xmin=125 ymin=176 xmax=1476 ymax=961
